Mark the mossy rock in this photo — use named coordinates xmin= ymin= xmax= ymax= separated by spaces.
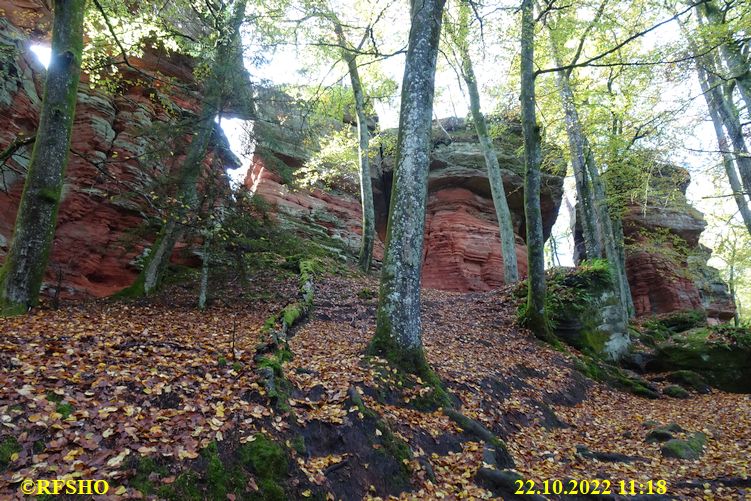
xmin=574 ymin=355 xmax=659 ymax=398
xmin=663 ymin=385 xmax=690 ymax=399
xmin=666 ymin=370 xmax=711 ymax=394
xmin=660 ymin=432 xmax=706 ymax=460
xmin=651 ymin=339 xmax=751 ymax=393
xmin=645 ymin=423 xmax=683 ymax=443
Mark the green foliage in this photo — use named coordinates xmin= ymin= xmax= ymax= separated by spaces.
xmin=0 ymin=436 xmax=20 ymax=472
xmin=640 ymin=310 xmax=707 ymax=345
xmin=517 ymin=259 xmax=612 ymax=333
xmin=296 ymin=127 xmax=359 ymax=189
xmin=709 ymin=323 xmax=751 ymax=349
xmin=627 ymin=227 xmax=693 ymax=268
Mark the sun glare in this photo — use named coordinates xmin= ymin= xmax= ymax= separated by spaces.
xmin=30 ymin=43 xmax=51 ymax=68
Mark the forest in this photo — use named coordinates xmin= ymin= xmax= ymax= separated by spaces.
xmin=0 ymin=0 xmax=750 ymax=499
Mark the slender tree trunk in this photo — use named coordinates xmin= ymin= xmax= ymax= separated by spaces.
xmin=198 ymin=235 xmax=210 ymax=310
xmin=697 ymin=61 xmax=751 ymax=235
xmin=0 ymin=0 xmax=85 ymax=315
xmin=695 ymin=49 xmax=751 ymax=198
xmin=520 ymin=0 xmax=553 ymax=341
xmin=460 ymin=44 xmax=519 ymax=283
xmin=584 ymin=149 xmax=635 ymax=318
xmin=127 ymin=0 xmax=247 ymax=295
xmin=551 ymin=34 xmax=635 ymax=318
xmin=549 ymin=46 xmax=601 ymax=260
xmin=698 ymin=0 xmax=751 ymax=113
xmin=683 ymin=17 xmax=751 ymax=235
xmin=334 ymin=24 xmax=376 ymax=273
xmin=370 ymin=0 xmax=447 ymax=376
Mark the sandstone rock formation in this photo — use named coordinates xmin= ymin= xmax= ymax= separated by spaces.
xmin=246 ymin=115 xmax=566 ymax=292
xmin=0 ymin=6 xmax=236 ymax=298
xmin=584 ymin=164 xmax=735 ymax=321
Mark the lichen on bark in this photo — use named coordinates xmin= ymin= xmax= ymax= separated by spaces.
xmin=369 ymin=0 xmax=448 ymax=388
xmin=0 ymin=0 xmax=85 ymax=315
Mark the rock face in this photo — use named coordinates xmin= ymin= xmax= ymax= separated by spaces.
xmin=248 ymin=115 xmax=565 ymax=291
xmin=0 ymin=6 xmax=236 ymax=298
xmin=408 ymin=119 xmax=564 ymax=291
xmin=618 ymin=166 xmax=735 ymax=321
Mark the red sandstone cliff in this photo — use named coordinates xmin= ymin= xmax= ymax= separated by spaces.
xmin=0 ymin=3 xmax=235 ymax=298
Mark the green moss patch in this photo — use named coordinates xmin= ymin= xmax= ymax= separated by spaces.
xmin=128 ymin=436 xmax=290 ymax=500
xmin=661 ymin=432 xmax=707 ymax=460
xmin=573 ymin=355 xmax=659 ymax=399
xmin=0 ymin=436 xmax=21 ymax=472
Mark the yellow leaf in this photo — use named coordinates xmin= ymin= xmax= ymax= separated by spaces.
xmin=302 ymin=489 xmax=312 ymax=497
xmin=115 ymin=486 xmax=127 ymax=495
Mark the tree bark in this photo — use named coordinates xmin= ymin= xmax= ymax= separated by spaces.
xmin=584 ymin=149 xmax=635 ymax=318
xmin=370 ymin=0 xmax=446 ymax=374
xmin=333 ymin=24 xmax=376 ymax=273
xmin=0 ymin=0 xmax=85 ymax=315
xmin=460 ymin=37 xmax=519 ymax=283
xmin=698 ymin=0 xmax=751 ymax=113
xmin=694 ymin=44 xmax=751 ymax=198
xmin=547 ymin=27 xmax=634 ymax=318
xmin=128 ymin=0 xmax=247 ymax=296
xmin=520 ymin=0 xmax=554 ymax=341
xmin=683 ymin=16 xmax=751 ymax=235
xmin=697 ymin=59 xmax=751 ymax=235
xmin=549 ymin=43 xmax=602 ymax=261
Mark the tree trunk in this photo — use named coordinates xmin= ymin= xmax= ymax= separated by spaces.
xmin=460 ymin=43 xmax=519 ymax=283
xmin=0 ymin=0 xmax=85 ymax=315
xmin=697 ymin=60 xmax=751 ymax=235
xmin=696 ymin=49 xmax=751 ymax=198
xmin=370 ymin=0 xmax=446 ymax=375
xmin=698 ymin=0 xmax=751 ymax=113
xmin=549 ymin=35 xmax=635 ymax=318
xmin=584 ymin=149 xmax=635 ymax=318
xmin=684 ymin=17 xmax=751 ymax=235
xmin=198 ymin=235 xmax=211 ymax=310
xmin=520 ymin=0 xmax=553 ymax=341
xmin=128 ymin=0 xmax=247 ymax=296
xmin=334 ymin=24 xmax=376 ymax=273
xmin=551 ymin=58 xmax=602 ymax=260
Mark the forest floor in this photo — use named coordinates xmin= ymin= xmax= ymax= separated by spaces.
xmin=0 ymin=271 xmax=749 ymax=500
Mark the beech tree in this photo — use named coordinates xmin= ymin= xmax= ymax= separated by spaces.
xmin=444 ymin=1 xmax=519 ymax=284
xmin=370 ymin=0 xmax=448 ymax=381
xmin=125 ymin=0 xmax=249 ymax=296
xmin=543 ymin=5 xmax=634 ymax=319
xmin=0 ymin=1 xmax=85 ymax=316
xmin=519 ymin=0 xmax=553 ymax=340
xmin=682 ymin=6 xmax=751 ymax=236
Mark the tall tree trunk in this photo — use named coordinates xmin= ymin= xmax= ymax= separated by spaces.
xmin=198 ymin=235 xmax=211 ymax=310
xmin=698 ymin=0 xmax=751 ymax=113
xmin=547 ymin=26 xmax=634 ymax=318
xmin=460 ymin=40 xmax=519 ymax=283
xmin=584 ymin=149 xmax=635 ymax=318
xmin=684 ymin=17 xmax=751 ymax=234
xmin=694 ymin=46 xmax=751 ymax=198
xmin=520 ymin=0 xmax=553 ymax=341
xmin=0 ymin=0 xmax=85 ymax=316
xmin=697 ymin=59 xmax=751 ymax=235
xmin=370 ymin=0 xmax=447 ymax=377
xmin=128 ymin=0 xmax=247 ymax=296
xmin=549 ymin=44 xmax=601 ymax=261
xmin=334 ymin=24 xmax=376 ymax=273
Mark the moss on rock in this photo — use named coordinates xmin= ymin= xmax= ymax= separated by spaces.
xmin=660 ymin=432 xmax=707 ymax=460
